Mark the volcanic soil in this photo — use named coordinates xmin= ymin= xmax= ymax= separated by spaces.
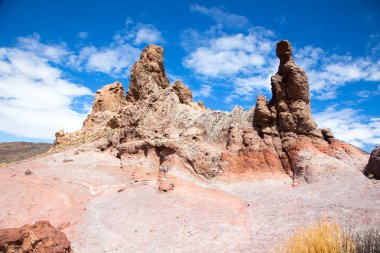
xmin=0 ymin=146 xmax=379 ymax=253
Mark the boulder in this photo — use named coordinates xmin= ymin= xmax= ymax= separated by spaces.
xmin=54 ymin=130 xmax=68 ymax=146
xmin=321 ymin=128 xmax=335 ymax=143
xmin=158 ymin=180 xmax=175 ymax=192
xmin=0 ymin=221 xmax=73 ymax=253
xmin=366 ymin=145 xmax=380 ymax=178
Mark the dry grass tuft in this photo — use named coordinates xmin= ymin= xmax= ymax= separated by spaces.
xmin=276 ymin=219 xmax=355 ymax=253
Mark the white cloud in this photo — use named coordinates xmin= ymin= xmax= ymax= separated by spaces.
xmin=356 ymin=82 xmax=380 ymax=98
xmin=295 ymin=46 xmax=380 ymax=99
xmin=78 ymin=32 xmax=88 ymax=39
xmin=224 ymin=94 xmax=239 ymax=104
xmin=183 ymin=6 xmax=380 ymax=104
xmin=167 ymin=72 xmax=185 ymax=84
xmin=276 ymin=16 xmax=287 ymax=25
xmin=367 ymin=33 xmax=380 ymax=56
xmin=0 ymin=20 xmax=165 ymax=140
xmin=0 ymin=20 xmax=164 ymax=140
xmin=190 ymin=4 xmax=249 ymax=28
xmin=16 ymin=33 xmax=69 ymax=63
xmin=183 ymin=28 xmax=275 ymax=77
xmin=133 ymin=25 xmax=163 ymax=45
xmin=71 ymin=22 xmax=163 ymax=76
xmin=73 ymin=44 xmax=140 ymax=76
xmin=315 ymin=107 xmax=380 ymax=149
xmin=0 ymin=36 xmax=92 ymax=140
xmin=114 ymin=23 xmax=164 ymax=46
xmin=233 ymin=74 xmax=273 ymax=99
xmin=182 ymin=26 xmax=277 ymax=101
xmin=356 ymin=89 xmax=380 ymax=98
xmin=193 ymin=84 xmax=212 ymax=98
xmin=184 ymin=33 xmax=270 ymax=77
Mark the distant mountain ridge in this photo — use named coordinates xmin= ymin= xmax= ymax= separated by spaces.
xmin=0 ymin=142 xmax=52 ymax=164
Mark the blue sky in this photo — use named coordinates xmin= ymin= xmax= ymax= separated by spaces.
xmin=0 ymin=0 xmax=379 ymax=151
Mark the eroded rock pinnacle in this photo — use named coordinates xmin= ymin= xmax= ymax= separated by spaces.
xmin=54 ymin=41 xmax=368 ymax=184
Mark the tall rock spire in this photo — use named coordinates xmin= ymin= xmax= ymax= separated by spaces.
xmin=255 ymin=40 xmax=322 ymax=138
xmin=126 ymin=45 xmax=170 ymax=103
xmin=55 ymin=41 xmax=368 ymax=184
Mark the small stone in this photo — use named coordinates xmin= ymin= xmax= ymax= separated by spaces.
xmin=158 ymin=181 xmax=175 ymax=192
xmin=24 ymin=169 xmax=33 ymax=176
xmin=57 ymin=222 xmax=71 ymax=230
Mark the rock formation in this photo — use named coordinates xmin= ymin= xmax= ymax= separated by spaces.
xmin=264 ymin=40 xmax=322 ymax=138
xmin=92 ymin=81 xmax=125 ymax=113
xmin=0 ymin=221 xmax=73 ymax=253
xmin=172 ymin=80 xmax=192 ymax=105
xmin=54 ymin=41 xmax=369 ymax=183
xmin=126 ymin=45 xmax=170 ymax=103
xmin=366 ymin=145 xmax=380 ymax=178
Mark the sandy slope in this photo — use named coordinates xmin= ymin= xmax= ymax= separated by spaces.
xmin=0 ymin=147 xmax=379 ymax=253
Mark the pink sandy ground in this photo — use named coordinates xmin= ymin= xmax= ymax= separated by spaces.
xmin=0 ymin=148 xmax=379 ymax=253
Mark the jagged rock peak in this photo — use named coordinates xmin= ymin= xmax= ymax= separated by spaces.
xmin=265 ymin=40 xmax=322 ymax=138
xmin=276 ymin=40 xmax=293 ymax=64
xmin=172 ymin=80 xmax=193 ymax=104
xmin=53 ymin=40 xmax=369 ymax=184
xmin=126 ymin=44 xmax=170 ymax=103
xmin=92 ymin=81 xmax=125 ymax=113
xmin=253 ymin=95 xmax=271 ymax=131
xmin=272 ymin=40 xmax=309 ymax=103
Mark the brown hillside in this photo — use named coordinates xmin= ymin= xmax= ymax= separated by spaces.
xmin=0 ymin=142 xmax=52 ymax=164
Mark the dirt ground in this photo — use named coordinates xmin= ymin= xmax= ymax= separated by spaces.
xmin=0 ymin=147 xmax=379 ymax=253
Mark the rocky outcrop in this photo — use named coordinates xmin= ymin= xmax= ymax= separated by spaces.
xmin=254 ymin=40 xmax=322 ymax=139
xmin=0 ymin=221 xmax=72 ymax=253
xmin=92 ymin=81 xmax=125 ymax=113
xmin=366 ymin=145 xmax=380 ymax=178
xmin=54 ymin=129 xmax=66 ymax=145
xmin=126 ymin=45 xmax=170 ymax=103
xmin=251 ymin=40 xmax=336 ymax=179
xmin=321 ymin=128 xmax=335 ymax=143
xmin=172 ymin=80 xmax=192 ymax=104
xmin=54 ymin=41 xmax=368 ymax=184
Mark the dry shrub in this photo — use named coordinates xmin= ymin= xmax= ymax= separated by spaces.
xmin=350 ymin=228 xmax=380 ymax=253
xmin=276 ymin=219 xmax=355 ymax=253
